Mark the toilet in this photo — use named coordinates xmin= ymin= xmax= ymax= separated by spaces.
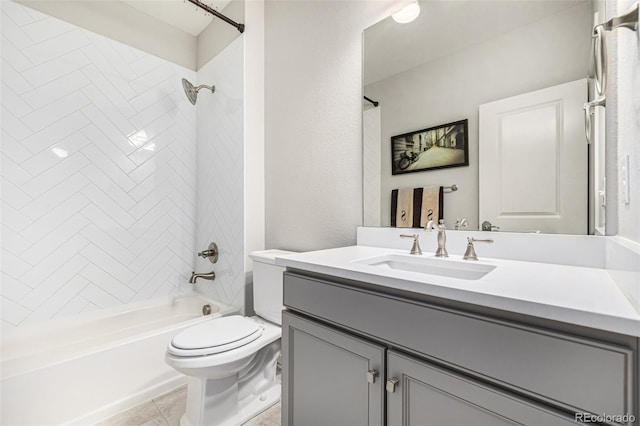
xmin=165 ymin=250 xmax=292 ymax=426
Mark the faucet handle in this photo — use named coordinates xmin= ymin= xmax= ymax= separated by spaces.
xmin=197 ymin=242 xmax=219 ymax=263
xmin=463 ymin=237 xmax=493 ymax=261
xmin=400 ymin=234 xmax=422 ymax=255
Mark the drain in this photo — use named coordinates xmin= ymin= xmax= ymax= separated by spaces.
xmin=202 ymin=304 xmax=212 ymax=316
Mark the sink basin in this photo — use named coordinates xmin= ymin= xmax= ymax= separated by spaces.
xmin=354 ymin=254 xmax=496 ymax=280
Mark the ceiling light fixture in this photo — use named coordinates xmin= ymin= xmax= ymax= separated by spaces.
xmin=392 ymin=2 xmax=421 ymax=24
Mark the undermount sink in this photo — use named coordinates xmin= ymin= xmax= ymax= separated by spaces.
xmin=354 ymin=254 xmax=496 ymax=280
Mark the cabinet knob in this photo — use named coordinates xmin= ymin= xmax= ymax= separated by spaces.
xmin=367 ymin=369 xmax=379 ymax=384
xmin=386 ymin=377 xmax=399 ymax=393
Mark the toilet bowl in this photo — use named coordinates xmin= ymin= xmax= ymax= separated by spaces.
xmin=165 ymin=250 xmax=292 ymax=426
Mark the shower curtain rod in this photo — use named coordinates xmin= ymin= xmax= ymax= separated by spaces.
xmin=364 ymin=96 xmax=379 ymax=107
xmin=186 ymin=0 xmax=245 ymax=33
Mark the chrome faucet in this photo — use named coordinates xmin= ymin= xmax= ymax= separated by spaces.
xmin=425 ymin=219 xmax=448 ymax=257
xmin=189 ymin=271 xmax=216 ymax=284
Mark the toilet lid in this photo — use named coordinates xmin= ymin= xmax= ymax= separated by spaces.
xmin=168 ymin=316 xmax=263 ymax=357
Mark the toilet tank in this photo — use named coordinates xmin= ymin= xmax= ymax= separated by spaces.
xmin=249 ymin=250 xmax=294 ymax=325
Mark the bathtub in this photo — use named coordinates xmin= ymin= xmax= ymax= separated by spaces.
xmin=0 ymin=294 xmax=238 ymax=425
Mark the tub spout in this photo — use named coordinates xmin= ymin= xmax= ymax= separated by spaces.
xmin=189 ymin=271 xmax=215 ymax=284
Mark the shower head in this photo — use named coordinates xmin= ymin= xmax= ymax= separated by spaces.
xmin=181 ymin=78 xmax=215 ymax=105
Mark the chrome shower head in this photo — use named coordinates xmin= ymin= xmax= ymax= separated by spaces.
xmin=181 ymin=78 xmax=215 ymax=105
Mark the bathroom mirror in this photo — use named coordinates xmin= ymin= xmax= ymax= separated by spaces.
xmin=363 ymin=0 xmax=606 ymax=234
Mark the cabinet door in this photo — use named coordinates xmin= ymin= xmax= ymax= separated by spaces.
xmin=282 ymin=311 xmax=385 ymax=426
xmin=387 ymin=350 xmax=576 ymax=426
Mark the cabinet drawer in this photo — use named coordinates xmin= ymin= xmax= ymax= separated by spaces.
xmin=284 ymin=272 xmax=635 ymax=419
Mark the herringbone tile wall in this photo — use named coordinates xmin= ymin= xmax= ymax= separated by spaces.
xmin=1 ymin=1 xmax=201 ymax=328
xmin=192 ymin=37 xmax=245 ymax=311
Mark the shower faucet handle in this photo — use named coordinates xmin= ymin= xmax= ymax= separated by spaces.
xmin=198 ymin=242 xmax=219 ymax=264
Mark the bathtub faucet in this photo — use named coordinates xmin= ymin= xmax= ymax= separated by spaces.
xmin=189 ymin=271 xmax=216 ymax=284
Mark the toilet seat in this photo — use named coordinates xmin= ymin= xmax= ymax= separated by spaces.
xmin=168 ymin=316 xmax=264 ymax=357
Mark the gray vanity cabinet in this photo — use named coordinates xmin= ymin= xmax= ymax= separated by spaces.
xmin=281 ymin=311 xmax=385 ymax=426
xmin=282 ymin=270 xmax=638 ymax=426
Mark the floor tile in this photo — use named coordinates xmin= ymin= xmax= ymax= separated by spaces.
xmin=95 ymin=400 xmax=162 ymax=426
xmin=152 ymin=385 xmax=187 ymax=426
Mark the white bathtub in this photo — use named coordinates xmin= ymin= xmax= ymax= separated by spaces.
xmin=0 ymin=294 xmax=238 ymax=425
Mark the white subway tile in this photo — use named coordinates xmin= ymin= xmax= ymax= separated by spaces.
xmin=26 ymin=213 xmax=90 ymax=264
xmin=20 ymin=193 xmax=90 ymax=243
xmin=1 ymin=224 xmax=32 ymax=256
xmin=19 ymin=132 xmax=90 ymax=177
xmin=1 ymin=202 xmax=32 ymax=233
xmin=81 ymin=126 xmax=137 ymax=174
xmin=0 ymin=34 xmax=34 ymax=72
xmin=82 ymin=184 xmax=136 ymax=229
xmin=81 ymin=84 xmax=136 ymax=137
xmin=20 ymin=111 xmax=90 ymax=154
xmin=1 ymin=106 xmax=31 ymax=140
xmin=79 ymin=263 xmax=134 ymax=303
xmin=21 ymin=29 xmax=89 ymax=65
xmin=80 ymin=145 xmax=136 ymax=191
xmin=128 ymin=164 xmax=172 ymax=202
xmin=80 ymin=164 xmax=135 ymax=210
xmin=1 ymin=154 xmax=33 ymax=187
xmin=129 ymin=249 xmax=174 ymax=291
xmin=19 ymin=152 xmax=90 ymax=198
xmin=1 ymin=296 xmax=31 ymax=325
xmin=54 ymin=294 xmax=90 ymax=318
xmin=81 ymin=66 xmax=137 ymax=118
xmin=0 ymin=9 xmax=34 ymax=49
xmin=21 ymin=275 xmax=88 ymax=324
xmin=80 ymin=224 xmax=135 ymax=266
xmin=21 ymin=14 xmax=76 ymax=43
xmin=21 ymin=90 xmax=90 ymax=132
xmin=80 ymin=108 xmax=137 ymax=155
xmin=1 ymin=249 xmax=33 ymax=279
xmin=80 ymin=243 xmax=135 ymax=284
xmin=79 ymin=204 xmax=136 ymax=248
xmin=1 ymin=82 xmax=32 ymax=118
xmin=129 ymin=95 xmax=175 ymax=130
xmin=1 ymin=130 xmax=31 ymax=163
xmin=20 ymin=253 xmax=90 ymax=310
xmin=1 ymin=178 xmax=32 ymax=210
xmin=21 ymin=49 xmax=90 ymax=88
xmin=80 ymin=283 xmax=123 ymax=309
xmin=23 ymin=173 xmax=90 ymax=220
xmin=1 ymin=272 xmax=32 ymax=301
xmin=21 ymin=70 xmax=91 ymax=110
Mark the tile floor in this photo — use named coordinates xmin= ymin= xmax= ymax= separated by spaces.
xmin=96 ymin=385 xmax=281 ymax=426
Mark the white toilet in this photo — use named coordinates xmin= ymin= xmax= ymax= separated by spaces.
xmin=165 ymin=250 xmax=292 ymax=426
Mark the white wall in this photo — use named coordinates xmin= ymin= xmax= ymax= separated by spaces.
xmin=192 ymin=37 xmax=246 ymax=310
xmin=1 ymin=1 xmax=197 ymax=328
xmin=603 ymin=0 xmax=640 ymax=314
xmin=366 ymin=4 xmax=591 ymax=230
xmin=198 ymin=0 xmax=245 ymax=70
xmin=608 ymin=0 xmax=640 ymax=242
xmin=243 ymin=0 xmax=266 ymax=314
xmin=264 ymin=0 xmax=393 ymax=252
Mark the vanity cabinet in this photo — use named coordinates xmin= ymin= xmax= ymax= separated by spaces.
xmin=281 ymin=270 xmax=639 ymax=426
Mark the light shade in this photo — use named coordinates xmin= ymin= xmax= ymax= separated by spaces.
xmin=392 ymin=2 xmax=420 ymax=24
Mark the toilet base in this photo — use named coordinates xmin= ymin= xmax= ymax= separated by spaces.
xmin=179 ymin=383 xmax=281 ymax=426
xmin=177 ymin=339 xmax=281 ymax=426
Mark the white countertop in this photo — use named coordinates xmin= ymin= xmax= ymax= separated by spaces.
xmin=276 ymin=246 xmax=640 ymax=337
